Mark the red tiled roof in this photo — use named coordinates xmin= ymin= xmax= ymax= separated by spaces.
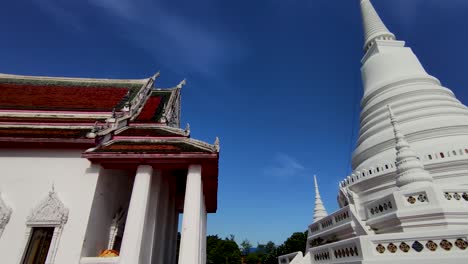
xmin=0 ymin=83 xmax=129 ymax=111
xmin=135 ymin=96 xmax=162 ymax=121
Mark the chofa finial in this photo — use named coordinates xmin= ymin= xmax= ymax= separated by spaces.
xmin=214 ymin=137 xmax=220 ymax=152
xmin=177 ymin=79 xmax=187 ymax=89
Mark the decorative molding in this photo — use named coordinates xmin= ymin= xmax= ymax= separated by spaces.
xmin=27 ymin=189 xmax=69 ymax=227
xmin=0 ymin=192 xmax=12 ymax=236
xmin=19 ymin=189 xmax=69 ymax=264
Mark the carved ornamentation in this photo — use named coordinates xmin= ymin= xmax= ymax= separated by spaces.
xmin=426 ymin=240 xmax=437 ymax=251
xmin=387 ymin=243 xmax=397 ymax=253
xmin=399 ymin=242 xmax=410 ymax=253
xmin=0 ymin=193 xmax=12 ymax=234
xmin=27 ymin=190 xmax=68 ymax=226
xmin=407 ymin=196 xmax=416 ymax=204
xmin=440 ymin=239 xmax=453 ymax=251
xmin=463 ymin=193 xmax=468 ymax=201
xmin=20 ymin=189 xmax=68 ymax=264
xmin=444 ymin=192 xmax=452 ymax=200
xmin=455 ymin=239 xmax=467 ymax=250
xmin=412 ymin=241 xmax=424 ymax=252
xmin=376 ymin=244 xmax=385 ymax=253
xmin=417 ymin=193 xmax=427 ymax=202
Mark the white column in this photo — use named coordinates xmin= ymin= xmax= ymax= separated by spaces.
xmin=118 ymin=165 xmax=153 ymax=264
xmin=154 ymin=178 xmax=169 ymax=264
xmin=159 ymin=178 xmax=173 ymax=264
xmin=170 ymin=212 xmax=179 ymax=264
xmin=140 ymin=169 xmax=162 ymax=264
xmin=199 ymin=194 xmax=207 ymax=264
xmin=178 ymin=164 xmax=203 ymax=264
xmin=163 ymin=178 xmax=176 ymax=264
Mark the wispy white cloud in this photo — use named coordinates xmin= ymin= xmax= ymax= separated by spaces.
xmin=30 ymin=0 xmax=247 ymax=77
xmin=263 ymin=153 xmax=306 ymax=179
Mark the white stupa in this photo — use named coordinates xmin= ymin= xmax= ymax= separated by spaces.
xmin=279 ymin=0 xmax=468 ymax=263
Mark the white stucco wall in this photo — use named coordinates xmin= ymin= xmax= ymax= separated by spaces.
xmin=0 ymin=148 xmax=99 ymax=264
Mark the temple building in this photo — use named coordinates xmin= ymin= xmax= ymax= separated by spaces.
xmin=0 ymin=72 xmax=219 ymax=264
xmin=279 ymin=0 xmax=468 ymax=263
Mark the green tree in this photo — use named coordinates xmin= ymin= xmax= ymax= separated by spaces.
xmin=264 ymin=241 xmax=276 ymax=255
xmin=245 ymin=253 xmax=259 ymax=264
xmin=240 ymin=239 xmax=252 ymax=255
xmin=282 ymin=231 xmax=307 ymax=255
xmin=260 ymin=231 xmax=307 ymax=264
xmin=206 ymin=235 xmax=242 ymax=264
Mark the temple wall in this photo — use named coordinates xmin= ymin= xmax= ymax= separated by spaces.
xmin=0 ymin=148 xmax=98 ymax=264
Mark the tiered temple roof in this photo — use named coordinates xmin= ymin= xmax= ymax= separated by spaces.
xmin=0 ymin=72 xmax=219 ymax=212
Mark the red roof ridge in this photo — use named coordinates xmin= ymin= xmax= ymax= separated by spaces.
xmin=0 ymin=73 xmax=149 ymax=85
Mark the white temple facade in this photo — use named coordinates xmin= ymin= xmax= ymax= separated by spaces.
xmin=279 ymin=0 xmax=468 ymax=263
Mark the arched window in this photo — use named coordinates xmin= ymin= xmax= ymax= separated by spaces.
xmin=20 ymin=189 xmax=68 ymax=264
xmin=0 ymin=192 xmax=12 ymax=238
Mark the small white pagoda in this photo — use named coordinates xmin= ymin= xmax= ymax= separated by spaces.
xmin=279 ymin=0 xmax=468 ymax=263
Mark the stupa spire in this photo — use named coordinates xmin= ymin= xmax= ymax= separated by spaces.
xmin=360 ymin=0 xmax=396 ymax=51
xmin=313 ymin=175 xmax=328 ymax=222
xmin=387 ymin=105 xmax=433 ymax=189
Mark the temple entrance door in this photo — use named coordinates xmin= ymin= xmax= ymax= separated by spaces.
xmin=21 ymin=227 xmax=54 ymax=264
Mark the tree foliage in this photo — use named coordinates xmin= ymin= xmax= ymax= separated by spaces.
xmin=206 ymin=235 xmax=242 ymax=264
xmin=240 ymin=239 xmax=253 ymax=255
xmin=179 ymin=231 xmax=306 ymax=264
xmin=251 ymin=231 xmax=308 ymax=264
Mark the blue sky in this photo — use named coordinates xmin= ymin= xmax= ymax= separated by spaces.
xmin=2 ymin=0 xmax=468 ymax=245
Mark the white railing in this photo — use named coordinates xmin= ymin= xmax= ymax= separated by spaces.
xmin=308 ymin=206 xmax=351 ymax=236
xmin=80 ymin=257 xmax=119 ymax=264
xmin=308 ymin=237 xmax=363 ymax=263
xmin=340 ymin=146 xmax=468 ymax=188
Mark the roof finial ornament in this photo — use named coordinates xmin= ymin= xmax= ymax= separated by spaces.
xmin=184 ymin=123 xmax=191 ymax=136
xmin=177 ymin=79 xmax=186 ymax=89
xmin=214 ymin=137 xmax=220 ymax=152
xmin=313 ymin=175 xmax=328 ymax=222
xmin=387 ymin=105 xmax=433 ymax=189
xmin=360 ymin=0 xmax=396 ymax=51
